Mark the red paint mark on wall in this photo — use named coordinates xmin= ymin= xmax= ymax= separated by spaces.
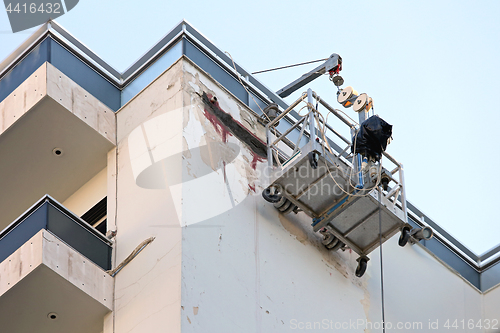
xmin=203 ymin=93 xmax=233 ymax=143
xmin=203 ymin=108 xmax=232 ymax=143
xmin=248 ymin=184 xmax=256 ymax=192
xmin=250 ymin=151 xmax=265 ymax=170
xmin=202 ymin=92 xmax=267 ymax=157
xmin=204 ymin=94 xmax=233 ymax=182
xmin=202 ymin=92 xmax=267 ymax=174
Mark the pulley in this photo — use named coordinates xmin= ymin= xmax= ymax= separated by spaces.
xmin=353 ymin=93 xmax=373 ymax=113
xmin=262 ymin=103 xmax=280 ymax=126
xmin=337 ymin=86 xmax=359 ymax=108
xmin=330 ymin=74 xmax=344 ymax=87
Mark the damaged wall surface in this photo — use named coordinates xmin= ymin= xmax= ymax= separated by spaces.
xmin=110 ymin=56 xmax=496 ymax=332
xmin=176 ymin=59 xmax=490 ymax=332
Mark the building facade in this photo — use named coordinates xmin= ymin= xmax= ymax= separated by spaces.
xmin=0 ymin=20 xmax=499 ymax=333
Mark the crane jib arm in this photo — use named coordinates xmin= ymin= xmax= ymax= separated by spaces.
xmin=276 ymin=54 xmax=342 ymax=98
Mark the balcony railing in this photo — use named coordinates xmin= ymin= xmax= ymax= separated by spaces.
xmin=0 ymin=195 xmax=112 ymax=270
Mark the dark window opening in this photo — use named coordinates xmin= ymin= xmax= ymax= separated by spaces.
xmin=81 ymin=197 xmax=107 ymax=235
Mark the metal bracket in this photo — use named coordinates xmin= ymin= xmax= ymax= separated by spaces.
xmin=276 ymin=54 xmax=342 ymax=98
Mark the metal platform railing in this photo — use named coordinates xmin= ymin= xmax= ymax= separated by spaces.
xmin=265 ymin=89 xmax=408 ymax=222
xmin=262 ymin=89 xmax=413 ymax=276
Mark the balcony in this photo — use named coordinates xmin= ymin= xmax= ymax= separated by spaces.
xmin=0 ymin=61 xmax=116 ymax=233
xmin=0 ymin=195 xmax=113 ymax=333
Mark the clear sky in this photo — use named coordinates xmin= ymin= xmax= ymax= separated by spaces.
xmin=1 ymin=0 xmax=499 ymax=254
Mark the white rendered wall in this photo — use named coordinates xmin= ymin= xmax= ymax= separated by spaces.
xmin=483 ymin=286 xmax=500 ymax=333
xmin=63 ymin=167 xmax=107 ymax=216
xmin=111 ymin=59 xmax=185 ymax=333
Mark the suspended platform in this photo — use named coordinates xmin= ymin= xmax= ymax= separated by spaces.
xmin=262 ymin=89 xmax=412 ymax=277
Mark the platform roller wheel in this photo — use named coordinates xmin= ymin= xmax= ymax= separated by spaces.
xmin=398 ymin=226 xmax=411 ymax=247
xmin=308 ymin=151 xmax=319 ymax=169
xmin=320 ymin=228 xmax=345 ymax=251
xmin=330 ymin=239 xmax=345 ymax=251
xmin=273 ymin=196 xmax=297 ymax=214
xmin=355 ymin=257 xmax=368 ymax=278
xmin=262 ymin=187 xmax=282 ymax=203
xmin=320 ymin=228 xmax=335 ymax=246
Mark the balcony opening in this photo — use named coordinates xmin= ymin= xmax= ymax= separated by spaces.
xmin=81 ymin=197 xmax=107 ymax=236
